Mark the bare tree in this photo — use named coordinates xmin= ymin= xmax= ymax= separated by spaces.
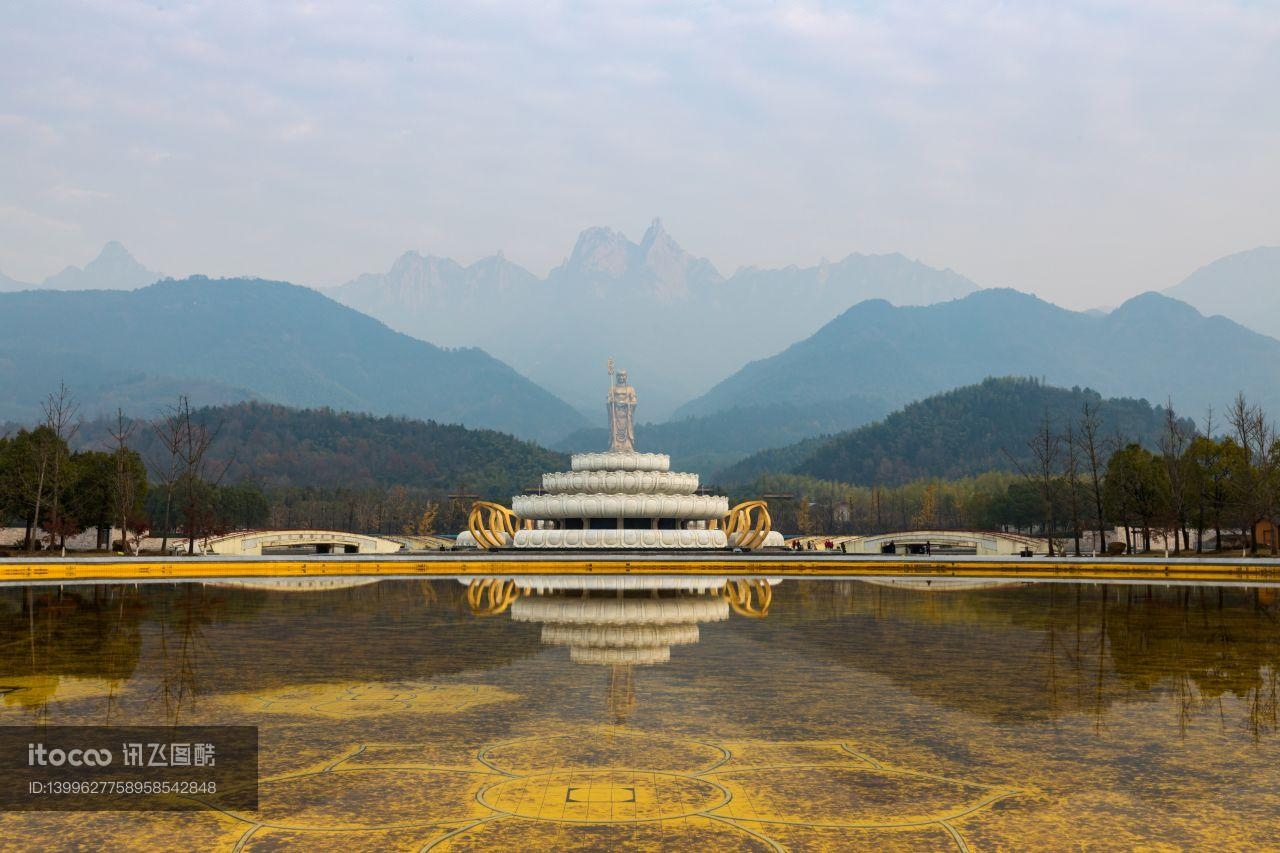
xmin=19 ymin=428 xmax=53 ymax=552
xmin=151 ymin=400 xmax=187 ymax=555
xmin=1006 ymin=412 xmax=1061 ymax=555
xmin=1226 ymin=393 xmax=1276 ymax=554
xmin=1062 ymin=423 xmax=1083 ymax=556
xmin=176 ymin=398 xmax=228 ymax=555
xmin=108 ymin=409 xmax=139 ymax=553
xmin=41 ymin=383 xmax=80 ymax=554
xmin=1159 ymin=400 xmax=1192 ymax=554
xmin=1076 ymin=402 xmax=1113 ymax=555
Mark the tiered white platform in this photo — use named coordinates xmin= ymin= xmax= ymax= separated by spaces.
xmin=454 ymin=370 xmax=782 ymax=550
xmin=514 ymin=450 xmax=729 ymax=549
xmin=512 ymin=594 xmax=729 ymax=665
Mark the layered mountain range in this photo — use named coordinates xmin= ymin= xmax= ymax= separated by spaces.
xmin=330 ymin=219 xmax=979 ymax=417
xmin=1164 ymin=245 xmax=1280 ymax=339
xmin=3 ymin=232 xmax=1277 ymax=475
xmin=0 ymin=277 xmax=584 ymax=443
xmin=677 ymin=288 xmax=1280 ymax=424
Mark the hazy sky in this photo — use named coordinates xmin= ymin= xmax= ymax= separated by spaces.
xmin=2 ymin=0 xmax=1277 ymax=308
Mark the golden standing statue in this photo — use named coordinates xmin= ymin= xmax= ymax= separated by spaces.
xmin=606 ymin=359 xmax=637 ymax=452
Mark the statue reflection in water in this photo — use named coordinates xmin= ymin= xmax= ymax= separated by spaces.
xmin=465 ymin=575 xmax=776 ymax=722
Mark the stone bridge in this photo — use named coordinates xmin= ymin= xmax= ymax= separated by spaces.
xmin=793 ymin=530 xmax=1049 ymax=556
xmin=184 ymin=530 xmax=406 ymax=556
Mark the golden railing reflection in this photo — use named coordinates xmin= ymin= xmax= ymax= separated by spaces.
xmin=721 ymin=578 xmax=773 ymax=617
xmin=465 ymin=578 xmax=522 ymax=616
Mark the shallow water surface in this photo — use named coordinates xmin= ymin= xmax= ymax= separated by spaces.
xmin=1 ymin=578 xmax=1277 ymax=851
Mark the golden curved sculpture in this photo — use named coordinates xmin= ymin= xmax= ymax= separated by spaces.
xmin=723 ymin=500 xmax=772 ymax=551
xmin=468 ymin=501 xmax=520 ymax=549
xmin=466 ymin=578 xmax=523 ymax=616
xmin=722 ymin=579 xmax=773 ymax=617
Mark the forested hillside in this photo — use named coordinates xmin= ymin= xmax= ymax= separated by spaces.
xmin=719 ymin=378 xmax=1190 ymax=486
xmin=78 ymin=402 xmax=568 ymax=498
xmin=555 ymin=396 xmax=891 ymax=477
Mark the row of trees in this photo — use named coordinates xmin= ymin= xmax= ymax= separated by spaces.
xmin=0 ymin=386 xmax=462 ymax=552
xmin=1100 ymin=396 xmax=1278 ymax=554
xmin=0 ymin=389 xmax=235 ymax=553
xmin=0 ymin=388 xmax=147 ymax=553
xmin=5 ymin=382 xmax=1274 ymax=555
xmin=746 ymin=394 xmax=1279 ymax=555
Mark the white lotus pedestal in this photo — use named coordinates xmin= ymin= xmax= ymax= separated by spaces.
xmin=458 ymin=450 xmax=779 ymax=550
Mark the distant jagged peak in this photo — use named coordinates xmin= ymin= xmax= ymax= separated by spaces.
xmin=725 ymin=250 xmax=976 ymax=305
xmin=40 ymin=241 xmax=161 ymax=290
xmin=554 ymin=220 xmax=722 ymax=301
xmin=637 ymin=217 xmax=669 ymax=251
xmin=93 ymin=239 xmax=133 ymax=262
xmin=82 ymin=240 xmax=149 ymax=274
xmin=563 ymin=225 xmax=634 ymax=279
xmin=386 ymin=249 xmax=463 ymax=276
xmin=463 ymin=251 xmax=539 ymax=289
xmin=334 ymin=247 xmax=538 ymax=304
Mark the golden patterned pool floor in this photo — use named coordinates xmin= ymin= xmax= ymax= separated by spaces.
xmin=195 ymin=729 xmax=1021 ymax=851
xmin=222 ymin=681 xmax=519 ymax=718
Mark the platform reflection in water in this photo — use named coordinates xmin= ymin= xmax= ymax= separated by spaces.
xmin=0 ymin=578 xmax=1277 ymax=851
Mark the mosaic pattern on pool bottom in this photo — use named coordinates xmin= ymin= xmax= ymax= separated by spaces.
xmin=2 ymin=580 xmax=1278 ymax=850
xmin=208 ymin=729 xmax=1021 ymax=851
xmin=222 ymin=681 xmax=519 ymax=718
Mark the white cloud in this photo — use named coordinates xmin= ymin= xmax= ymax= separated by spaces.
xmin=0 ymin=0 xmax=1275 ymax=302
xmin=48 ymin=185 xmax=112 ymax=203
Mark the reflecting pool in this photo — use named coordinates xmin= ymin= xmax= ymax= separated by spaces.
xmin=1 ymin=577 xmax=1278 ymax=851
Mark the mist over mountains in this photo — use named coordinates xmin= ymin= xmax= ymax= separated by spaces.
xmin=1164 ymin=246 xmax=1280 ymax=339
xmin=3 ymin=233 xmax=1277 ymax=474
xmin=0 ymin=277 xmax=584 ymax=444
xmin=331 ymin=219 xmax=979 ymax=418
xmin=678 ymin=288 xmax=1280 ymax=426
xmin=0 ymin=241 xmax=162 ymax=291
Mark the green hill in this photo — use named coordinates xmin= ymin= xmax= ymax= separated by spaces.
xmin=718 ymin=378 xmax=1190 ymax=486
xmin=76 ymin=402 xmax=567 ymax=499
xmin=0 ymin=277 xmax=585 ymax=444
xmin=554 ymin=396 xmax=891 ymax=478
